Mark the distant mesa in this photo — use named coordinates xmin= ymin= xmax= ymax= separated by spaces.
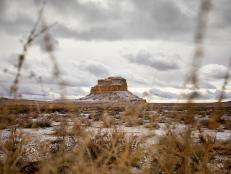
xmin=79 ymin=76 xmax=145 ymax=103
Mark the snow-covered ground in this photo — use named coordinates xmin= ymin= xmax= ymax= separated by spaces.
xmin=78 ymin=91 xmax=143 ymax=102
xmin=1 ymin=122 xmax=230 ymax=143
xmin=1 ymin=121 xmax=231 ymax=162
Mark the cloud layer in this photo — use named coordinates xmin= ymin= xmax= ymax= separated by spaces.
xmin=125 ymin=51 xmax=182 ymax=71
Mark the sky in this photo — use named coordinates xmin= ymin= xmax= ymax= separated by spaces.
xmin=0 ymin=0 xmax=230 ymax=102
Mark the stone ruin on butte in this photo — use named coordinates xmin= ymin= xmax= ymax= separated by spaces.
xmin=79 ymin=77 xmax=145 ymax=103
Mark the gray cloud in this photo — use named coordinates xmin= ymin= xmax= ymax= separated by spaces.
xmin=195 ymin=89 xmax=231 ymax=100
xmin=78 ymin=61 xmax=110 ymax=77
xmin=0 ymin=0 xmax=6 ymax=15
xmin=200 ymin=64 xmax=228 ymax=80
xmin=147 ymin=87 xmax=231 ymax=101
xmin=0 ymin=54 xmax=93 ymax=99
xmin=149 ymin=88 xmax=177 ymax=99
xmin=199 ymin=81 xmax=216 ymax=89
xmin=0 ymin=15 xmax=33 ymax=35
xmin=50 ymin=0 xmax=195 ymax=41
xmin=18 ymin=83 xmax=87 ymax=100
xmin=1 ymin=0 xmax=230 ymax=42
xmin=125 ymin=51 xmax=182 ymax=71
xmin=210 ymin=0 xmax=231 ymax=29
xmin=0 ymin=0 xmax=196 ymax=40
xmin=35 ymin=36 xmax=59 ymax=52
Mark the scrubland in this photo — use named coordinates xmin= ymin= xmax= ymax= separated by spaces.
xmin=0 ymin=101 xmax=231 ymax=174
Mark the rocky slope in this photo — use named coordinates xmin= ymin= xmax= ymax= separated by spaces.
xmin=79 ymin=91 xmax=143 ymax=102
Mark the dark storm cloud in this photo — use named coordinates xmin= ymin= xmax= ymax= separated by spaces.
xmin=125 ymin=51 xmax=182 ymax=71
xmin=0 ymin=0 xmax=35 ymax=35
xmin=0 ymin=0 xmax=6 ymax=15
xmin=1 ymin=0 xmax=230 ymax=41
xmin=130 ymin=0 xmax=193 ymax=33
xmin=51 ymin=0 xmax=194 ymax=40
xmin=49 ymin=0 xmax=229 ymax=41
xmin=0 ymin=0 xmax=196 ymax=40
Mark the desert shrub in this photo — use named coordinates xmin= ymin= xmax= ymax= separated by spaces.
xmin=84 ymin=129 xmax=143 ymax=171
xmin=224 ymin=120 xmax=231 ymax=129
xmin=80 ymin=117 xmax=92 ymax=127
xmin=218 ymin=116 xmax=231 ymax=129
xmin=0 ymin=115 xmax=16 ymax=129
xmin=32 ymin=129 xmax=144 ymax=174
xmin=12 ymin=105 xmax=31 ymax=114
xmin=144 ymin=122 xmax=160 ymax=129
xmin=19 ymin=162 xmax=39 ymax=174
xmin=92 ymin=111 xmax=102 ymax=121
xmin=32 ymin=118 xmax=52 ymax=128
xmin=69 ymin=118 xmax=87 ymax=136
xmin=101 ymin=113 xmax=114 ymax=128
xmin=210 ymin=140 xmax=231 ymax=172
xmin=121 ymin=105 xmax=145 ymax=126
xmin=144 ymin=129 xmax=216 ymax=174
xmin=17 ymin=118 xmax=33 ymax=128
xmin=0 ymin=128 xmax=24 ymax=174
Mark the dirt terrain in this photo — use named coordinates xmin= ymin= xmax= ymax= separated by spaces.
xmin=1 ymin=98 xmax=231 ymax=173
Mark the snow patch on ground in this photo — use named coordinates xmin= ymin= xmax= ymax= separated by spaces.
xmin=1 ymin=122 xmax=231 ymax=163
xmin=78 ymin=91 xmax=143 ymax=102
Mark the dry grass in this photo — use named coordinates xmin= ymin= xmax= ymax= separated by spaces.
xmin=121 ymin=105 xmax=145 ymax=127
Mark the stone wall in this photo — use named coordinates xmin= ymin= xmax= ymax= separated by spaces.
xmin=90 ymin=77 xmax=128 ymax=94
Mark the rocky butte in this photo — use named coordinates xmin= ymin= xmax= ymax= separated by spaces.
xmin=90 ymin=77 xmax=128 ymax=94
xmin=79 ymin=77 xmax=146 ymax=103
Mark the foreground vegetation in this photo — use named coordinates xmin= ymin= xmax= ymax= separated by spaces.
xmin=0 ymin=101 xmax=231 ymax=174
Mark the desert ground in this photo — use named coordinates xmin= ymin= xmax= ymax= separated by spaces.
xmin=0 ymin=98 xmax=231 ymax=174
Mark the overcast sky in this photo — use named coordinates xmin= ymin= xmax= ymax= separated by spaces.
xmin=0 ymin=0 xmax=230 ymax=102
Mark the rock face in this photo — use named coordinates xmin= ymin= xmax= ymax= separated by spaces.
xmin=79 ymin=76 xmax=145 ymax=103
xmin=90 ymin=77 xmax=128 ymax=94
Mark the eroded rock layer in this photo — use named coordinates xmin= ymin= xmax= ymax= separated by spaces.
xmin=90 ymin=77 xmax=128 ymax=94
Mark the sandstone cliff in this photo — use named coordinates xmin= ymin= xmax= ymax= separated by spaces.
xmin=90 ymin=77 xmax=128 ymax=94
xmin=79 ymin=77 xmax=145 ymax=103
